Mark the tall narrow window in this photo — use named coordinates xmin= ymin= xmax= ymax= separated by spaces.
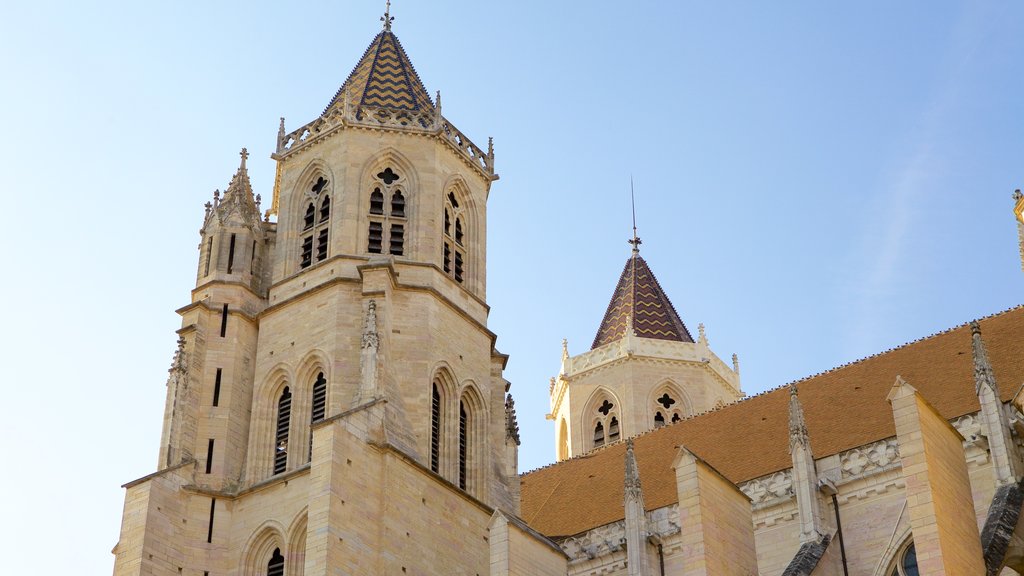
xmin=205 ymin=439 xmax=215 ymax=474
xmin=654 ymin=411 xmax=665 ymax=428
xmin=593 ymin=421 xmax=605 ymax=448
xmin=311 ymin=372 xmax=327 ymax=423
xmin=212 ymin=368 xmax=222 ymax=407
xmin=458 ymin=401 xmax=468 ymax=490
xmin=430 ymin=384 xmax=441 ymax=473
xmin=367 ymin=168 xmax=407 ymax=258
xmin=591 ymin=397 xmax=618 ymax=450
xmin=274 ymin=387 xmax=291 ymax=475
xmin=299 ymin=176 xmax=330 ymax=269
xmin=226 ymin=233 xmax=236 ymax=274
xmin=309 ymin=372 xmax=327 ymax=462
xmin=250 ymin=240 xmax=257 ymax=270
xmin=204 ymin=237 xmax=213 ymax=276
xmin=443 ymin=190 xmax=466 ymax=284
xmin=220 ymin=304 xmax=228 ymax=338
xmin=267 ymin=549 xmax=285 ymax=576
xmin=608 ymin=417 xmax=620 ymax=442
xmin=207 ymin=498 xmax=216 ymax=543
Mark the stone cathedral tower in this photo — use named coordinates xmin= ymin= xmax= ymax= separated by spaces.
xmin=548 ymin=239 xmax=743 ymax=461
xmin=113 ymin=14 xmax=533 ymax=576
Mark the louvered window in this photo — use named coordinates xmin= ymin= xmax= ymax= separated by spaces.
xmin=654 ymin=411 xmax=665 ymax=428
xmin=299 ymin=177 xmax=330 ymax=269
xmin=368 ymin=222 xmax=383 ymax=253
xmin=608 ymin=417 xmax=620 ymax=442
xmin=274 ymin=387 xmax=291 ymax=475
xmin=430 ymin=384 xmax=441 ymax=473
xmin=391 ymin=190 xmax=405 ymax=217
xmin=370 ymin=189 xmax=384 ymax=215
xmin=443 ymin=191 xmax=466 ymax=284
xmin=593 ymin=421 xmax=605 ymax=448
xmin=309 ymin=372 xmax=327 ymax=462
xmin=267 ymin=548 xmax=285 ymax=576
xmin=458 ymin=401 xmax=468 ymax=490
xmin=367 ymin=170 xmax=407 ymax=257
xmin=389 ymin=224 xmax=404 ymax=255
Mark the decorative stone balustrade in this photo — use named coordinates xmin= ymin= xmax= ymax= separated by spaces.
xmin=275 ymin=105 xmax=495 ymax=178
xmin=561 ymin=335 xmax=740 ymax=392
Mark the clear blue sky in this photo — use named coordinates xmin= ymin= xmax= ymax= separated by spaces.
xmin=2 ymin=2 xmax=1022 ymax=574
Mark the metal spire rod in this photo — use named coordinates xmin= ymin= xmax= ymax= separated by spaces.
xmin=629 ymin=175 xmax=642 ymax=253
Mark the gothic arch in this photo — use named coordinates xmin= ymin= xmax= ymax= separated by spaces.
xmin=241 ymin=521 xmax=287 ymax=576
xmin=440 ymin=177 xmax=481 ymax=290
xmin=582 ymin=387 xmax=623 ymax=451
xmin=871 ymin=518 xmax=913 ymax=576
xmin=248 ymin=365 xmax=295 ymax=480
xmin=294 ymin=349 xmax=331 ymax=465
xmin=287 ymin=160 xmax=336 ymax=271
xmin=360 ymin=149 xmax=420 ymax=259
xmin=429 ymin=365 xmax=458 ymax=479
xmin=457 ymin=382 xmax=486 ymax=495
xmin=648 ymin=380 xmax=692 ymax=428
xmin=557 ymin=418 xmax=569 ymax=461
xmin=286 ymin=509 xmax=308 ymax=576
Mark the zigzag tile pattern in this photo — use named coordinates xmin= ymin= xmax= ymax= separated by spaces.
xmin=324 ymin=31 xmax=434 ymax=114
xmin=591 ymin=254 xmax=694 ymax=349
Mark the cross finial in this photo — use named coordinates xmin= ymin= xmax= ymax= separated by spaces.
xmin=381 ymin=0 xmax=394 ymax=31
xmin=628 ymin=175 xmax=642 ymax=254
xmin=239 ymin=147 xmax=249 ymax=170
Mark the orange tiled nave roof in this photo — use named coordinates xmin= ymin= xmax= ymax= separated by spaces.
xmin=521 ymin=305 xmax=1024 ymax=539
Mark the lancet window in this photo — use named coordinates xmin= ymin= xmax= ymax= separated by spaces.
xmin=267 ymin=548 xmax=285 ymax=576
xmin=430 ymin=383 xmax=441 ymax=473
xmin=443 ymin=191 xmax=466 ymax=283
xmin=591 ymin=397 xmax=620 ymax=449
xmin=308 ymin=372 xmax=327 ymax=462
xmin=274 ymin=387 xmax=291 ymax=475
xmin=653 ymin=390 xmax=684 ymax=428
xmin=458 ymin=400 xmax=468 ymax=490
xmin=367 ymin=167 xmax=406 ymax=256
xmin=300 ymin=176 xmax=331 ymax=269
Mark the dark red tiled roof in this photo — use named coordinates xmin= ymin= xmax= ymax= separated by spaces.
xmin=591 ymin=254 xmax=694 ymax=349
xmin=525 ymin=306 xmax=1024 ymax=539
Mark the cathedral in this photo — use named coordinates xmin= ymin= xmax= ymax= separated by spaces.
xmin=112 ymin=12 xmax=1024 ymax=576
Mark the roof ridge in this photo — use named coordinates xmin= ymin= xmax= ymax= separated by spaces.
xmin=778 ymin=304 xmax=1024 ymax=389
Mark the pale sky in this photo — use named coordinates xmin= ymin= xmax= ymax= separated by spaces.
xmin=2 ymin=2 xmax=1023 ymax=574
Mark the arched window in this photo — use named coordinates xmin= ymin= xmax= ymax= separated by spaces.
xmin=300 ymin=176 xmax=331 ymax=269
xmin=367 ymin=168 xmax=407 ymax=256
xmin=430 ymin=383 xmax=441 ymax=473
xmin=590 ymin=396 xmax=619 ymax=450
xmin=557 ymin=419 xmax=569 ymax=461
xmin=443 ymin=191 xmax=466 ymax=283
xmin=308 ymin=372 xmax=327 ymax=462
xmin=652 ymin=389 xmax=687 ymax=428
xmin=458 ymin=400 xmax=468 ymax=490
xmin=267 ymin=547 xmax=285 ymax=576
xmin=888 ymin=541 xmax=918 ymax=576
xmin=311 ymin=372 xmax=327 ymax=423
xmin=274 ymin=387 xmax=291 ymax=475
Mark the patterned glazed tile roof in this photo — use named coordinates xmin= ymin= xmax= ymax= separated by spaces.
xmin=591 ymin=253 xmax=694 ymax=349
xmin=324 ymin=30 xmax=434 ymax=114
xmin=522 ymin=305 xmax=1024 ymax=539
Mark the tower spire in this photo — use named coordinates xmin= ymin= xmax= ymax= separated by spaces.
xmin=381 ymin=0 xmax=394 ymax=31
xmin=628 ymin=176 xmax=642 ymax=254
